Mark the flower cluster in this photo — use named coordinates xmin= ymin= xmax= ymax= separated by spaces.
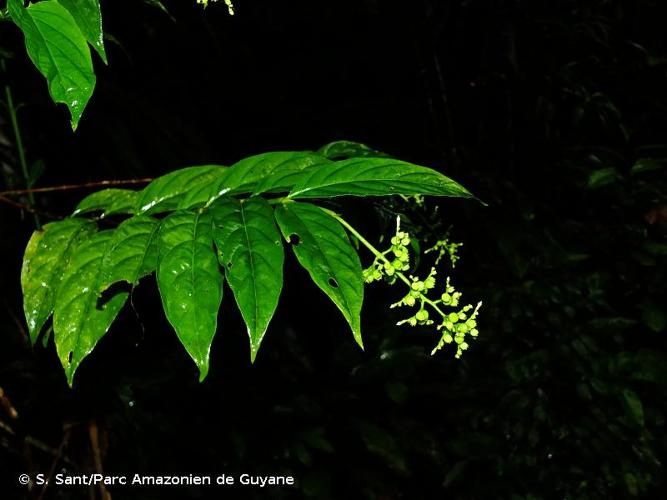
xmin=196 ymin=0 xmax=235 ymax=15
xmin=363 ymin=217 xmax=481 ymax=359
xmin=425 ymin=237 xmax=463 ymax=267
xmin=362 ymin=217 xmax=411 ymax=282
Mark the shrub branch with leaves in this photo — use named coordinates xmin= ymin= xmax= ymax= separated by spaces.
xmin=19 ymin=142 xmax=481 ymax=385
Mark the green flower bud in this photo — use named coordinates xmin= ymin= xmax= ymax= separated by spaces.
xmin=411 ymin=281 xmax=424 ymax=291
xmin=443 ymin=333 xmax=453 ymax=344
xmin=416 ymin=309 xmax=429 ymax=321
xmin=448 ymin=312 xmax=459 ymax=323
xmin=441 ymin=293 xmax=451 ymax=304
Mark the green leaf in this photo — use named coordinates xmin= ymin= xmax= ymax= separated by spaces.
xmin=135 ymin=165 xmax=226 ymax=215
xmin=641 ymin=303 xmax=667 ymax=333
xmin=53 ymin=230 xmax=129 ymax=386
xmin=317 ymin=140 xmax=387 ymax=160
xmin=59 ymin=0 xmax=107 ymax=63
xmin=288 ymin=157 xmax=474 ymax=199
xmin=27 ymin=160 xmax=46 ymax=188
xmin=73 ymin=188 xmax=138 ymax=217
xmin=274 ymin=201 xmax=363 ymax=347
xmin=195 ymin=152 xmax=329 ymax=207
xmin=211 ymin=198 xmax=284 ymax=361
xmin=620 ymin=389 xmax=644 ymax=427
xmin=157 ymin=211 xmax=223 ymax=380
xmin=630 ymin=158 xmax=665 ymax=176
xmin=100 ymin=215 xmax=160 ymax=289
xmin=586 ymin=167 xmax=618 ymax=189
xmin=8 ymin=0 xmax=96 ymax=130
xmin=21 ymin=218 xmax=96 ymax=343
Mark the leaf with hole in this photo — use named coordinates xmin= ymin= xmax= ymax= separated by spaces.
xmin=211 ymin=198 xmax=284 ymax=361
xmin=275 ymin=202 xmax=363 ymax=347
xmin=53 ymin=231 xmax=129 ymax=386
xmin=21 ymin=218 xmax=97 ymax=343
xmin=157 ymin=211 xmax=223 ymax=380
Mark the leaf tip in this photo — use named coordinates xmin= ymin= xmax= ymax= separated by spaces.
xmin=250 ymin=344 xmax=259 ymax=364
xmin=197 ymin=364 xmax=209 ymax=382
xmin=355 ymin=333 xmax=364 ymax=351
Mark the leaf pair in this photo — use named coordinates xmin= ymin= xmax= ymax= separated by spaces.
xmin=21 ymin=216 xmax=160 ymax=385
xmin=8 ymin=0 xmax=106 ymax=129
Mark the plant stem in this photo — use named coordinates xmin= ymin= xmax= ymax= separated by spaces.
xmin=2 ymin=58 xmax=40 ymax=227
xmin=319 ymin=207 xmax=412 ymax=284
xmin=320 ymin=206 xmax=450 ymax=318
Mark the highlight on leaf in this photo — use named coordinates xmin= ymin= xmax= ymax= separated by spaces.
xmin=19 ymin=144 xmax=481 ymax=385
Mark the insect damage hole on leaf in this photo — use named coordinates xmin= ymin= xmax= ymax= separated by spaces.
xmin=288 ymin=234 xmax=301 ymax=245
xmin=328 ymin=278 xmax=339 ymax=288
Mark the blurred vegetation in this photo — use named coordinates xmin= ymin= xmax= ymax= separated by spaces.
xmin=1 ymin=0 xmax=666 ymax=498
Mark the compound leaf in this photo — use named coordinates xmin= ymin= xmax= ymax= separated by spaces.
xmin=21 ymin=218 xmax=97 ymax=343
xmin=53 ymin=230 xmax=129 ymax=386
xmin=275 ymin=202 xmax=363 ymax=347
xmin=100 ymin=215 xmax=160 ymax=289
xmin=73 ymin=188 xmax=138 ymax=217
xmin=8 ymin=0 xmax=96 ymax=130
xmin=59 ymin=0 xmax=107 ymax=63
xmin=136 ymin=165 xmax=227 ymax=215
xmin=211 ymin=198 xmax=284 ymax=361
xmin=288 ymin=157 xmax=474 ymax=199
xmin=157 ymin=211 xmax=223 ymax=380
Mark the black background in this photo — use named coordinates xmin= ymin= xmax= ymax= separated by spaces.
xmin=1 ymin=1 xmax=666 ymax=498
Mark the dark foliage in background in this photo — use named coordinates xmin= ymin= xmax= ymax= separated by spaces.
xmin=1 ymin=0 xmax=666 ymax=498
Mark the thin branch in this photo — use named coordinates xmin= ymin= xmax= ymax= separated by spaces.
xmin=0 ymin=386 xmax=18 ymax=420
xmin=0 ymin=177 xmax=154 ymax=196
xmin=0 ymin=194 xmax=62 ymax=219
xmin=37 ymin=427 xmax=71 ymax=500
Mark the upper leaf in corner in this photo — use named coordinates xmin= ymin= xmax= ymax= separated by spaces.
xmin=8 ymin=0 xmax=96 ymax=130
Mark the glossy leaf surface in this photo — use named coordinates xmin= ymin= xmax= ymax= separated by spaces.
xmin=194 ymin=152 xmax=328 ymax=207
xmin=73 ymin=189 xmax=138 ymax=217
xmin=289 ymin=157 xmax=474 ymax=199
xmin=275 ymin=202 xmax=364 ymax=347
xmin=53 ymin=231 xmax=128 ymax=385
xmin=21 ymin=219 xmax=96 ymax=343
xmin=211 ymin=198 xmax=284 ymax=361
xmin=157 ymin=211 xmax=222 ymax=380
xmin=136 ymin=165 xmax=226 ymax=215
xmin=8 ymin=0 xmax=95 ymax=130
xmin=59 ymin=0 xmax=107 ymax=63
xmin=100 ymin=215 xmax=160 ymax=289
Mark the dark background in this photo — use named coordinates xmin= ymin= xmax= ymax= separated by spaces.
xmin=1 ymin=0 xmax=666 ymax=498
